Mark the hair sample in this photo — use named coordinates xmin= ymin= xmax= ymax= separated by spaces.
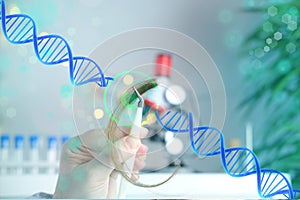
xmin=107 ymin=79 xmax=181 ymax=187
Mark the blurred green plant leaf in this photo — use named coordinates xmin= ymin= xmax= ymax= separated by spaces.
xmin=242 ymin=0 xmax=300 ymax=192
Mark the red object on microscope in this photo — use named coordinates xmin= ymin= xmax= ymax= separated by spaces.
xmin=144 ymin=54 xmax=172 ymax=113
xmin=155 ymin=54 xmax=172 ymax=76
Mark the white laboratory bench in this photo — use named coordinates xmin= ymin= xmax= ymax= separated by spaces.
xmin=126 ymin=173 xmax=262 ymax=199
xmin=0 ymin=172 xmax=273 ymax=199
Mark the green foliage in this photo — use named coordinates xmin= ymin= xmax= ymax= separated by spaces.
xmin=243 ymin=0 xmax=300 ymax=191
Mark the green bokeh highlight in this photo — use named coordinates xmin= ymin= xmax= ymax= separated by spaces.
xmin=268 ymin=6 xmax=278 ymax=16
xmin=225 ymin=30 xmax=242 ymax=48
xmin=60 ymin=85 xmax=73 ymax=99
xmin=286 ymin=42 xmax=296 ymax=53
xmin=47 ymin=111 xmax=54 ymax=118
xmin=254 ymin=48 xmax=264 ymax=58
xmin=274 ymin=32 xmax=282 ymax=40
xmin=263 ymin=21 xmax=273 ymax=32
xmin=19 ymin=65 xmax=29 ymax=73
xmin=277 ymin=59 xmax=291 ymax=73
xmin=0 ymin=87 xmax=16 ymax=97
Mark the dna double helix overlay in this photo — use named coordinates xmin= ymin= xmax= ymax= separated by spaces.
xmin=0 ymin=0 xmax=113 ymax=87
xmin=156 ymin=110 xmax=300 ymax=199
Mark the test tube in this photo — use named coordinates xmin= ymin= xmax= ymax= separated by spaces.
xmin=0 ymin=135 xmax=10 ymax=174
xmin=47 ymin=136 xmax=58 ymax=174
xmin=29 ymin=135 xmax=39 ymax=174
xmin=61 ymin=135 xmax=70 ymax=145
xmin=14 ymin=135 xmax=24 ymax=174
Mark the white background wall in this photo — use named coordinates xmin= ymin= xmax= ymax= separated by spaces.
xmin=0 ymin=0 xmax=263 ymax=172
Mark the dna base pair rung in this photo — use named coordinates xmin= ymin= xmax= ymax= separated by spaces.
xmin=0 ymin=0 xmax=113 ymax=87
xmin=156 ymin=110 xmax=300 ymax=199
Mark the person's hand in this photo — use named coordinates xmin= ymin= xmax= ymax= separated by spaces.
xmin=53 ymin=127 xmax=149 ymax=199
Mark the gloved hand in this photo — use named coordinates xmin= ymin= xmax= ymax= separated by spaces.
xmin=53 ymin=126 xmax=149 ymax=199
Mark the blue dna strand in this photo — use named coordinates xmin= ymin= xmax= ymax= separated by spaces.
xmin=0 ymin=0 xmax=113 ymax=87
xmin=155 ymin=110 xmax=300 ymax=199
